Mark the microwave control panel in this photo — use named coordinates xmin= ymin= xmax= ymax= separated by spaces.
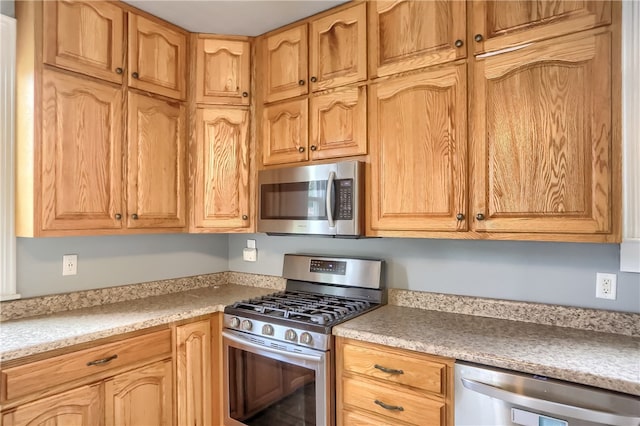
xmin=336 ymin=179 xmax=353 ymax=220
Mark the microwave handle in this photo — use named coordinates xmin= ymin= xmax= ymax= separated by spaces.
xmin=326 ymin=171 xmax=336 ymax=228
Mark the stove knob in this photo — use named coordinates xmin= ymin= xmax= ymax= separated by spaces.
xmin=285 ymin=329 xmax=297 ymax=342
xmin=300 ymin=332 xmax=313 ymax=345
xmin=241 ymin=320 xmax=253 ymax=331
xmin=262 ymin=324 xmax=274 ymax=336
xmin=230 ymin=317 xmax=241 ymax=328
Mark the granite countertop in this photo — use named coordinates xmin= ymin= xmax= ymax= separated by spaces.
xmin=333 ymin=305 xmax=640 ymax=396
xmin=0 ymin=284 xmax=276 ymax=362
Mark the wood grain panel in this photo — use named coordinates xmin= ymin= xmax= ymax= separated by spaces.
xmin=193 ymin=107 xmax=250 ymax=231
xmin=243 ymin=354 xmax=285 ymax=417
xmin=263 ymin=24 xmax=308 ymax=103
xmin=40 ymin=69 xmax=123 ymax=231
xmin=43 ymin=0 xmax=125 ymax=84
xmin=262 ymin=98 xmax=308 ymax=165
xmin=127 ymin=92 xmax=186 ymax=229
xmin=196 ymin=37 xmax=250 ymax=105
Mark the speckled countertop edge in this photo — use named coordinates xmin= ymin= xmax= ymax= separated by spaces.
xmin=333 ymin=305 xmax=640 ymax=396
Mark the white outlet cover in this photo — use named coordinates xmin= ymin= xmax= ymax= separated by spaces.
xmin=62 ymin=254 xmax=78 ymax=276
xmin=595 ymin=272 xmax=617 ymax=300
xmin=243 ymin=248 xmax=257 ymax=262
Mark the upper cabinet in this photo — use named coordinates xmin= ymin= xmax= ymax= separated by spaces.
xmin=196 ymin=37 xmax=251 ymax=105
xmin=262 ymin=24 xmax=309 ymax=103
xmin=43 ymin=0 xmax=125 ymax=84
xmin=470 ymin=0 xmax=611 ymax=55
xmin=368 ymin=0 xmax=466 ymax=78
xmin=128 ymin=13 xmax=187 ymax=100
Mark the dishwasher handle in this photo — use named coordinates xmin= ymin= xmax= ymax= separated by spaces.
xmin=460 ymin=377 xmax=640 ymax=426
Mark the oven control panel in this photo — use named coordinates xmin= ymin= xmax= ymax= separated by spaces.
xmin=310 ymin=259 xmax=346 ymax=275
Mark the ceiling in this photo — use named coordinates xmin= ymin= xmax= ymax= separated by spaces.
xmin=122 ymin=1 xmax=349 ymax=36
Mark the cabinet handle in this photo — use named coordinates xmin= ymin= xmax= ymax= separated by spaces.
xmin=456 ymin=213 xmax=464 ymax=221
xmin=298 ymin=79 xmax=305 ymax=86
xmin=87 ymin=354 xmax=118 ymax=367
xmin=374 ymin=400 xmax=404 ymax=412
xmin=476 ymin=213 xmax=485 ymax=221
xmin=310 ymin=76 xmax=317 ymax=83
xmin=474 ymin=34 xmax=484 ymax=42
xmin=242 ymin=92 xmax=249 ymax=97
xmin=132 ymin=213 xmax=139 ymax=220
xmin=455 ymin=39 xmax=464 ymax=48
xmin=310 ymin=145 xmax=317 ymax=151
xmin=132 ymin=72 xmax=139 ymax=79
xmin=374 ymin=364 xmax=404 ymax=375
xmin=115 ymin=67 xmax=123 ymax=74
xmin=298 ymin=147 xmax=305 ymax=153
xmin=242 ymin=215 xmax=248 ymax=220
xmin=115 ymin=213 xmax=122 ymax=220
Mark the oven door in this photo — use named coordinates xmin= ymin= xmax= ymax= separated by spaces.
xmin=223 ymin=330 xmax=332 ymax=426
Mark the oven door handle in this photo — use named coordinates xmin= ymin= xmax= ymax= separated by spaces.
xmin=223 ymin=331 xmax=325 ymax=363
xmin=326 ymin=171 xmax=336 ymax=228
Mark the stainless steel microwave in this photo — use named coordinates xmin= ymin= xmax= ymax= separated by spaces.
xmin=257 ymin=160 xmax=364 ymax=237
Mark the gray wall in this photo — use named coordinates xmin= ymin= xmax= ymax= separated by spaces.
xmin=17 ymin=234 xmax=228 ymax=298
xmin=1 ymin=0 xmax=14 ymax=17
xmin=229 ymin=234 xmax=640 ymax=313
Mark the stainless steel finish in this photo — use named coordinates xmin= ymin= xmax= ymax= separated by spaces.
xmin=300 ymin=332 xmax=313 ymax=345
xmin=257 ymin=160 xmax=364 ymax=237
xmin=262 ymin=324 xmax=274 ymax=336
xmin=326 ymin=171 xmax=336 ymax=228
xmin=285 ymin=329 xmax=297 ymax=341
xmin=241 ymin=319 xmax=252 ymax=331
xmin=455 ymin=361 xmax=640 ymax=426
xmin=283 ymin=254 xmax=384 ymax=291
xmin=230 ymin=317 xmax=240 ymax=328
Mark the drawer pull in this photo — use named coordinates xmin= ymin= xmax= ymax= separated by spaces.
xmin=374 ymin=364 xmax=404 ymax=375
xmin=86 ymin=354 xmax=118 ymax=366
xmin=374 ymin=399 xmax=404 ymax=412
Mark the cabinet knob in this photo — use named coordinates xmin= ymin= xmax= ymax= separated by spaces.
xmin=242 ymin=215 xmax=248 ymax=220
xmin=476 ymin=213 xmax=485 ymax=221
xmin=298 ymin=79 xmax=305 ymax=86
xmin=456 ymin=213 xmax=464 ymax=221
xmin=115 ymin=213 xmax=122 ymax=220
xmin=242 ymin=91 xmax=249 ymax=97
xmin=310 ymin=76 xmax=317 ymax=83
xmin=310 ymin=145 xmax=317 ymax=151
xmin=131 ymin=213 xmax=139 ymax=220
xmin=298 ymin=146 xmax=305 ymax=153
xmin=132 ymin=72 xmax=139 ymax=79
xmin=115 ymin=67 xmax=123 ymax=74
xmin=455 ymin=39 xmax=464 ymax=48
xmin=474 ymin=34 xmax=484 ymax=42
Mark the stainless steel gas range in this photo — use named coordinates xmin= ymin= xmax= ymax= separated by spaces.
xmin=222 ymin=254 xmax=385 ymax=426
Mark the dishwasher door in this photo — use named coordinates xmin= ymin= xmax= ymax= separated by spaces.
xmin=455 ymin=361 xmax=640 ymax=426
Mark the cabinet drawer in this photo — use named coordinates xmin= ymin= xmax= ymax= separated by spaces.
xmin=2 ymin=329 xmax=171 ymax=401
xmin=341 ymin=376 xmax=444 ymax=426
xmin=343 ymin=408 xmax=414 ymax=426
xmin=342 ymin=341 xmax=445 ymax=394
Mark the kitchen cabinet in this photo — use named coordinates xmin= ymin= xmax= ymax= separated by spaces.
xmin=262 ymin=24 xmax=308 ymax=104
xmin=368 ymin=63 xmax=467 ymax=234
xmin=336 ymin=337 xmax=454 ymax=426
xmin=175 ymin=319 xmax=212 ymax=426
xmin=192 ymin=107 xmax=251 ymax=232
xmin=127 ymin=92 xmax=187 ymax=230
xmin=262 ymin=98 xmax=308 ymax=165
xmin=470 ymin=28 xmax=614 ymax=236
xmin=470 ymin=0 xmax=611 ymax=55
xmin=128 ymin=13 xmax=187 ymax=100
xmin=43 ymin=0 xmax=125 ymax=84
xmin=368 ymin=0 xmax=466 ymax=78
xmin=195 ymin=36 xmax=251 ymax=105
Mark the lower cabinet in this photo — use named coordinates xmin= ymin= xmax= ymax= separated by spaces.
xmin=336 ymin=337 xmax=454 ymax=426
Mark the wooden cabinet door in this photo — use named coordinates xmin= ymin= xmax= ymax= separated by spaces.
xmin=176 ymin=320 xmax=212 ymax=426
xmin=40 ymin=69 xmax=123 ymax=232
xmin=369 ymin=1 xmax=466 ymax=78
xmin=310 ymin=85 xmax=367 ymax=160
xmin=262 ymin=98 xmax=308 ymax=165
xmin=471 ymin=0 xmax=611 ymax=55
xmin=128 ymin=13 xmax=187 ymax=100
xmin=369 ymin=64 xmax=467 ymax=234
xmin=196 ymin=38 xmax=250 ymax=105
xmin=127 ymin=93 xmax=186 ymax=230
xmin=262 ymin=24 xmax=308 ymax=103
xmin=193 ymin=107 xmax=251 ymax=231
xmin=470 ymin=29 xmax=611 ymax=235
xmin=2 ymin=384 xmax=102 ymax=426
xmin=309 ymin=3 xmax=367 ymax=91
xmin=105 ymin=360 xmax=173 ymax=426
xmin=43 ymin=0 xmax=125 ymax=84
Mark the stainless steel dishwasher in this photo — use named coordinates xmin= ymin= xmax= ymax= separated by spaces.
xmin=455 ymin=361 xmax=640 ymax=426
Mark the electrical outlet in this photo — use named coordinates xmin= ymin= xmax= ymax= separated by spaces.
xmin=62 ymin=254 xmax=78 ymax=276
xmin=595 ymin=272 xmax=616 ymax=300
xmin=243 ymin=248 xmax=257 ymax=262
